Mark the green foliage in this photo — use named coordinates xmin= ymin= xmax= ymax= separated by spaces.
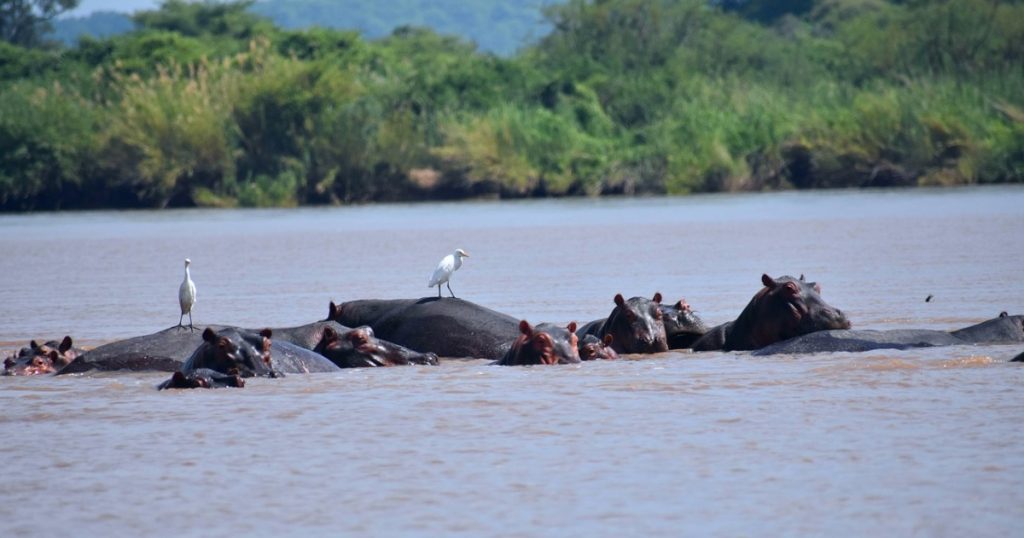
xmin=0 ymin=0 xmax=78 ymax=47
xmin=1 ymin=0 xmax=1023 ymax=211
xmin=99 ymin=59 xmax=238 ymax=208
xmin=0 ymin=78 xmax=99 ymax=210
xmin=133 ymin=1 xmax=270 ymax=40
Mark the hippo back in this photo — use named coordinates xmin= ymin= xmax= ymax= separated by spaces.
xmin=327 ymin=299 xmax=419 ymax=329
xmin=752 ymin=329 xmax=965 ymax=355
xmin=950 ymin=315 xmax=1024 ymax=345
xmin=58 ymin=325 xmax=234 ymax=374
xmin=346 ymin=297 xmax=520 ymax=360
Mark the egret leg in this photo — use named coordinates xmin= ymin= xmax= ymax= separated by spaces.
xmin=178 ymin=313 xmax=185 ymax=329
xmin=437 ymin=285 xmax=442 ymax=298
xmin=188 ymin=311 xmax=194 ymax=332
xmin=446 ymin=281 xmax=456 ymax=298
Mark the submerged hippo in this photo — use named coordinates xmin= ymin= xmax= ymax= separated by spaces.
xmin=313 ymin=326 xmax=439 ymax=367
xmin=157 ymin=369 xmax=245 ymax=390
xmin=660 ymin=298 xmax=709 ymax=349
xmin=753 ymin=313 xmax=1024 ymax=355
xmin=578 ymin=334 xmax=619 ymax=361
xmin=691 ymin=273 xmax=851 ymax=352
xmin=1012 ymin=350 xmax=1024 ymax=362
xmin=3 ymin=336 xmax=83 ymax=376
xmin=577 ymin=293 xmax=669 ymax=354
xmin=326 ymin=297 xmax=520 ymax=360
xmin=497 ymin=321 xmax=581 ymax=366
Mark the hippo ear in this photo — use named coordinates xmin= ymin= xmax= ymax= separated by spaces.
xmin=603 ymin=334 xmax=614 ymax=346
xmin=799 ymin=274 xmax=806 ymax=281
xmin=30 ymin=340 xmax=40 ymax=350
xmin=322 ymin=326 xmax=337 ymax=340
xmin=202 ymin=327 xmax=217 ymax=342
xmin=761 ymin=273 xmax=776 ymax=288
xmin=812 ymin=282 xmax=822 ymax=294
xmin=260 ymin=328 xmax=272 ymax=339
xmin=47 ymin=350 xmax=58 ymax=363
xmin=567 ymin=321 xmax=577 ymax=333
xmin=1000 ymin=311 xmax=1008 ymax=318
xmin=59 ymin=336 xmax=73 ymax=353
xmin=614 ymin=294 xmax=625 ymax=307
xmin=519 ymin=320 xmax=533 ymax=336
xmin=652 ymin=292 xmax=662 ymax=304
xmin=327 ymin=301 xmax=340 ymax=321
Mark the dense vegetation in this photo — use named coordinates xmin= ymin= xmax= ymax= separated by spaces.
xmin=1 ymin=0 xmax=1022 ymax=211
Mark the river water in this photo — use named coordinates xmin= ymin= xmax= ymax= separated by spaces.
xmin=1 ymin=187 xmax=1022 ymax=536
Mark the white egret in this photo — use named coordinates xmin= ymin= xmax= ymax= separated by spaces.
xmin=428 ymin=248 xmax=469 ymax=298
xmin=178 ymin=258 xmax=197 ymax=331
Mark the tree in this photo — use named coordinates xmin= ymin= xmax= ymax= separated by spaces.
xmin=0 ymin=0 xmax=77 ymax=47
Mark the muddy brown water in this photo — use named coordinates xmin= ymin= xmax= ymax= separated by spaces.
xmin=2 ymin=187 xmax=1022 ymax=535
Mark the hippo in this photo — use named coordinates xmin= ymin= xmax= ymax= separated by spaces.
xmin=157 ymin=369 xmax=245 ymax=390
xmin=691 ymin=274 xmax=850 ymax=352
xmin=1012 ymin=350 xmax=1024 ymax=362
xmin=3 ymin=336 xmax=83 ymax=376
xmin=57 ymin=325 xmax=231 ymax=374
xmin=313 ymin=326 xmax=439 ymax=367
xmin=326 ymin=297 xmax=521 ymax=360
xmin=578 ymin=334 xmax=619 ymax=361
xmin=753 ymin=314 xmax=1024 ymax=355
xmin=497 ymin=321 xmax=581 ymax=366
xmin=58 ymin=324 xmax=339 ymax=375
xmin=578 ymin=293 xmax=669 ymax=354
xmin=179 ymin=327 xmax=339 ymax=377
xmin=659 ymin=298 xmax=709 ymax=349
xmin=326 ymin=299 xmax=418 ymax=330
xmin=268 ymin=320 xmax=351 ymax=350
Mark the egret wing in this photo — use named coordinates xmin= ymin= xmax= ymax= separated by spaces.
xmin=428 ymin=255 xmax=455 ymax=287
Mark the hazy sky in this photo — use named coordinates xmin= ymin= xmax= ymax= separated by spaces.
xmin=66 ymin=1 xmax=163 ymax=17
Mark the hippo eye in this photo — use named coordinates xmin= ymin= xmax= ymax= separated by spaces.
xmin=626 ymin=311 xmax=637 ymax=322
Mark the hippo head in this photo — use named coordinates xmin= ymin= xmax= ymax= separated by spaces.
xmin=4 ymin=350 xmax=60 ymax=376
xmin=734 ymin=273 xmax=851 ymax=349
xmin=659 ymin=299 xmax=709 ymax=349
xmin=604 ymin=293 xmax=670 ymax=354
xmin=158 ymin=369 xmax=246 ymax=390
xmin=187 ymin=328 xmax=281 ymax=378
xmin=3 ymin=336 xmax=79 ymax=376
xmin=501 ymin=321 xmax=581 ymax=365
xmin=579 ymin=334 xmax=619 ymax=361
xmin=314 ymin=326 xmax=439 ymax=367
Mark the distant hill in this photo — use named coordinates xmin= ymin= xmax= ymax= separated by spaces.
xmin=51 ymin=0 xmax=560 ymax=55
xmin=51 ymin=10 xmax=137 ymax=44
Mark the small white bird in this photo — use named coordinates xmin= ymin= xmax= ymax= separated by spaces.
xmin=178 ymin=258 xmax=197 ymax=331
xmin=428 ymin=248 xmax=469 ymax=298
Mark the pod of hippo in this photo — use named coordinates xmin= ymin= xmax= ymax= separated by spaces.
xmin=9 ymin=273 xmax=1021 ymax=389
